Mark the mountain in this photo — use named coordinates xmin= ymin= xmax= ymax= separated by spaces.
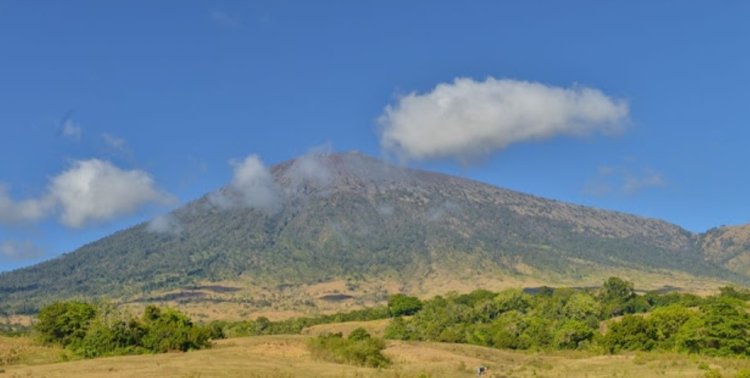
xmin=700 ymin=224 xmax=750 ymax=276
xmin=0 ymin=152 xmax=744 ymax=314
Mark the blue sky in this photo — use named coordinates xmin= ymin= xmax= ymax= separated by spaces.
xmin=1 ymin=1 xmax=749 ymax=271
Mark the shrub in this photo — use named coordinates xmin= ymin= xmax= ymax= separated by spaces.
xmin=34 ymin=301 xmax=212 ymax=358
xmin=35 ymin=301 xmax=96 ymax=346
xmin=308 ymin=331 xmax=390 ymax=368
xmin=140 ymin=306 xmax=211 ymax=353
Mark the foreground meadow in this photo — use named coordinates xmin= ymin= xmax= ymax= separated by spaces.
xmin=3 ymin=332 xmax=750 ymax=378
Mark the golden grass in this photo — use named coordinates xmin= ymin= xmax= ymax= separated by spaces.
xmin=301 ymin=318 xmax=392 ymax=338
xmin=4 ymin=333 xmax=750 ymax=377
xmin=0 ymin=335 xmax=66 ymax=367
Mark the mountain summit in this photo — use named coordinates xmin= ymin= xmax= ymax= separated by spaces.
xmin=0 ymin=152 xmax=743 ymax=313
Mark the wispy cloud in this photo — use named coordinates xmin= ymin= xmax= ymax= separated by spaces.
xmin=379 ymin=77 xmax=628 ymax=163
xmin=0 ymin=240 xmax=44 ymax=261
xmin=209 ymin=155 xmax=281 ymax=213
xmin=61 ymin=120 xmax=82 ymax=141
xmin=146 ymin=213 xmax=183 ymax=235
xmin=0 ymin=185 xmax=53 ymax=225
xmin=0 ymin=159 xmax=175 ymax=228
xmin=281 ymin=145 xmax=333 ymax=195
xmin=102 ymin=133 xmax=127 ymax=151
xmin=210 ymin=10 xmax=242 ymax=29
xmin=583 ymin=164 xmax=666 ymax=197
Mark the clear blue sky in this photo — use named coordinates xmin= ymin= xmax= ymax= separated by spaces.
xmin=1 ymin=1 xmax=749 ymax=271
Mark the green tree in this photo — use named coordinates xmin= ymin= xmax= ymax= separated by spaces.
xmin=140 ymin=305 xmax=211 ymax=353
xmin=602 ymin=315 xmax=656 ymax=353
xmin=675 ymin=298 xmax=750 ymax=356
xmin=554 ymin=319 xmax=594 ymax=349
xmin=600 ymin=277 xmax=638 ymax=317
xmin=35 ymin=301 xmax=96 ymax=346
xmin=388 ymin=294 xmax=423 ymax=317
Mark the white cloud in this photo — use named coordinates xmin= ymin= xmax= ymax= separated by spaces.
xmin=0 ymin=240 xmax=44 ymax=260
xmin=50 ymin=159 xmax=175 ymax=227
xmin=210 ymin=155 xmax=281 ymax=213
xmin=0 ymin=160 xmax=175 ymax=228
xmin=0 ymin=186 xmax=54 ymax=225
xmin=379 ymin=77 xmax=628 ymax=162
xmin=146 ymin=213 xmax=183 ymax=235
xmin=61 ymin=120 xmax=82 ymax=141
xmin=584 ymin=164 xmax=665 ymax=197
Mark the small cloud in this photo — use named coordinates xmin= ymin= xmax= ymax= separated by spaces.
xmin=282 ymin=145 xmax=333 ymax=195
xmin=0 ymin=185 xmax=54 ymax=225
xmin=61 ymin=120 xmax=82 ymax=141
xmin=209 ymin=154 xmax=281 ymax=213
xmin=584 ymin=164 xmax=666 ymax=197
xmin=0 ymin=160 xmax=175 ymax=228
xmin=379 ymin=77 xmax=628 ymax=163
xmin=102 ymin=133 xmax=127 ymax=151
xmin=210 ymin=10 xmax=241 ymax=29
xmin=0 ymin=240 xmax=44 ymax=261
xmin=146 ymin=213 xmax=183 ymax=235
xmin=622 ymin=170 xmax=665 ymax=195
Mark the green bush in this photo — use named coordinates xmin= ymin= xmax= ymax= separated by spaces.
xmin=141 ymin=305 xmax=211 ymax=353
xmin=34 ymin=301 xmax=212 ymax=358
xmin=308 ymin=331 xmax=390 ymax=368
xmin=35 ymin=301 xmax=96 ymax=347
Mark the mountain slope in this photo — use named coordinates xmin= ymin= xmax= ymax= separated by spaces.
xmin=700 ymin=224 xmax=750 ymax=276
xmin=0 ymin=152 xmax=742 ymax=313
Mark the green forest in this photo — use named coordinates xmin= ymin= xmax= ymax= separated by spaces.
xmin=218 ymin=277 xmax=750 ymax=358
xmin=26 ymin=277 xmax=750 ymax=362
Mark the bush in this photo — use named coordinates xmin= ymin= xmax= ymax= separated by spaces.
xmin=308 ymin=331 xmax=390 ymax=368
xmin=35 ymin=301 xmax=96 ymax=347
xmin=140 ymin=306 xmax=211 ymax=353
xmin=601 ymin=315 xmax=655 ymax=353
xmin=34 ymin=301 xmax=212 ymax=358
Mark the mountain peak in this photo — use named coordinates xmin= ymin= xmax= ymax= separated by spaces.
xmin=0 ymin=150 xmax=743 ymax=314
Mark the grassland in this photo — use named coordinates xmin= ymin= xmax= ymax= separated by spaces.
xmin=3 ymin=323 xmax=750 ymax=377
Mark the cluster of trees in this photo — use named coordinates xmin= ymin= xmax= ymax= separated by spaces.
xmin=35 ymin=301 xmax=215 ymax=357
xmin=307 ymin=328 xmax=390 ymax=368
xmin=383 ymin=278 xmax=750 ymax=357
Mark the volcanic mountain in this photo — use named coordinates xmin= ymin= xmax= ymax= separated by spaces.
xmin=0 ymin=152 xmax=744 ymax=314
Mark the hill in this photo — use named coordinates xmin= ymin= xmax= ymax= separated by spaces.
xmin=700 ymin=224 xmax=750 ymax=276
xmin=0 ymin=152 xmax=744 ymax=314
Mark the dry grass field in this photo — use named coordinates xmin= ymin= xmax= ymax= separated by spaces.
xmin=2 ymin=332 xmax=750 ymax=378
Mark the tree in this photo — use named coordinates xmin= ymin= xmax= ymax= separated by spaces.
xmin=600 ymin=277 xmax=638 ymax=317
xmin=388 ymin=294 xmax=423 ymax=317
xmin=35 ymin=301 xmax=96 ymax=346
xmin=554 ymin=320 xmax=594 ymax=350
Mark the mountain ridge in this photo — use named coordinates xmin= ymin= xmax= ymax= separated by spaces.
xmin=0 ymin=151 xmax=746 ymax=314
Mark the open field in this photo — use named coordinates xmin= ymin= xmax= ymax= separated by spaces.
xmin=3 ymin=334 xmax=750 ymax=378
